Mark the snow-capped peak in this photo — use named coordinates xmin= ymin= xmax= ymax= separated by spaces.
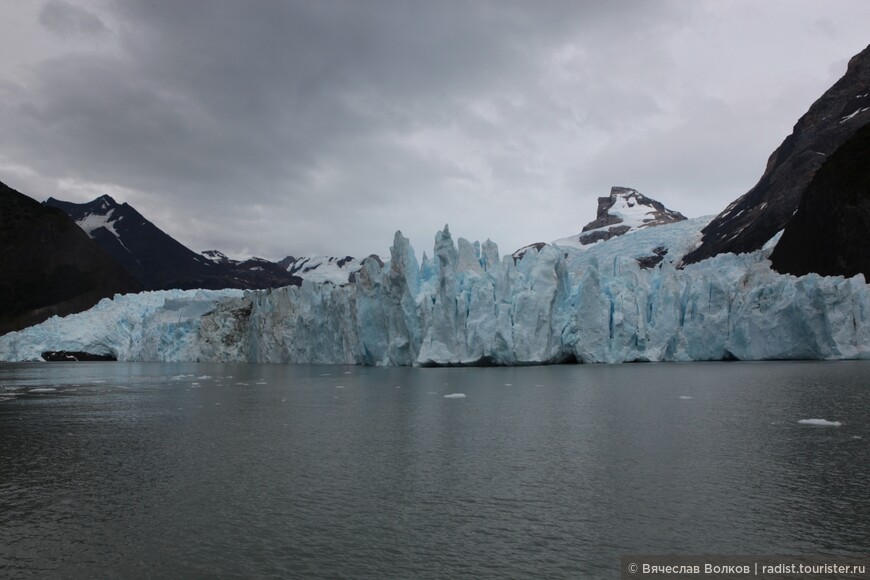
xmin=201 ymin=249 xmax=232 ymax=264
xmin=559 ymin=186 xmax=687 ymax=247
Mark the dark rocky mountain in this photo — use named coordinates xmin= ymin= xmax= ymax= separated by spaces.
xmin=202 ymin=251 xmax=303 ymax=288
xmin=0 ymin=181 xmax=140 ymax=335
xmin=683 ymin=43 xmax=870 ymax=265
xmin=770 ymin=121 xmax=870 ymax=278
xmin=46 ymin=196 xmax=299 ymax=291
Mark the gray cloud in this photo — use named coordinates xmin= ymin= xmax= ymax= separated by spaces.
xmin=39 ymin=1 xmax=106 ymax=38
xmin=2 ymin=1 xmax=870 ymax=259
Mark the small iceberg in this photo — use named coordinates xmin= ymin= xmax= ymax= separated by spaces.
xmin=444 ymin=393 xmax=466 ymax=399
xmin=678 ymin=395 xmax=693 ymax=400
xmin=797 ymin=418 xmax=842 ymax=427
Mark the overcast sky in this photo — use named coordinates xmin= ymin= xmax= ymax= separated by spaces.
xmin=1 ymin=1 xmax=869 ymax=260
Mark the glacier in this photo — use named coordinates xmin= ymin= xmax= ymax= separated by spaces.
xmin=2 ymin=218 xmax=870 ymax=365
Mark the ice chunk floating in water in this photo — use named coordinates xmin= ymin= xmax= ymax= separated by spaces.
xmin=797 ymin=418 xmax=843 ymax=427
xmin=443 ymin=393 xmax=467 ymax=399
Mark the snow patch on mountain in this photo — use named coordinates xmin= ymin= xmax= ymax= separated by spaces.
xmin=606 ymin=191 xmax=664 ymax=228
xmin=839 ymin=106 xmax=870 ymax=124
xmin=77 ymin=209 xmax=121 ymax=237
xmin=201 ymin=250 xmax=230 ymax=264
xmin=279 ymin=255 xmax=362 ymax=285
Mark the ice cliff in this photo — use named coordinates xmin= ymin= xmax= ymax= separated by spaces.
xmin=1 ymin=217 xmax=869 ymax=365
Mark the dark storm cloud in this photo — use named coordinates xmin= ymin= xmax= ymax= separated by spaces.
xmin=4 ymin=0 xmax=682 ymax=256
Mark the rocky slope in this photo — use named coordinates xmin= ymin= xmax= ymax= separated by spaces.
xmin=770 ymin=121 xmax=870 ymax=278
xmin=683 ymin=43 xmax=870 ymax=265
xmin=0 ymin=181 xmax=140 ymax=334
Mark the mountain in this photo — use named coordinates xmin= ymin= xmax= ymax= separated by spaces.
xmin=570 ymin=186 xmax=686 ymax=246
xmin=46 ymin=195 xmax=299 ymax=290
xmin=278 ymin=255 xmax=363 ymax=285
xmin=513 ymin=186 xmax=687 ymax=262
xmin=683 ymin=43 xmax=870 ymax=265
xmin=770 ymin=122 xmax=870 ymax=278
xmin=0 ymin=181 xmax=140 ymax=335
xmin=200 ymin=251 xmax=304 ymax=288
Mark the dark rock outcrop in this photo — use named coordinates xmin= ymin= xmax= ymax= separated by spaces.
xmin=770 ymin=122 xmax=870 ymax=278
xmin=637 ymin=246 xmax=669 ymax=269
xmin=0 ymin=181 xmax=140 ymax=335
xmin=683 ymin=43 xmax=870 ymax=265
xmin=42 ymin=351 xmax=117 ymax=362
xmin=511 ymin=242 xmax=547 ymax=263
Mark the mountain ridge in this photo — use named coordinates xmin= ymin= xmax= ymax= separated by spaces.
xmin=46 ymin=196 xmax=301 ymax=291
xmin=682 ymin=42 xmax=870 ymax=265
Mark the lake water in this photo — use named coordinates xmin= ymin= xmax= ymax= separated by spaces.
xmin=1 ymin=361 xmax=868 ymax=578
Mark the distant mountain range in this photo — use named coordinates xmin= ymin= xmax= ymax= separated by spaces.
xmin=0 ymin=186 xmax=370 ymax=333
xmin=44 ymin=195 xmax=301 ymax=291
xmin=43 ymin=194 xmax=371 ymax=291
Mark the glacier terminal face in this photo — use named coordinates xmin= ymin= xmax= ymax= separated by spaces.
xmin=2 ymin=221 xmax=869 ymax=365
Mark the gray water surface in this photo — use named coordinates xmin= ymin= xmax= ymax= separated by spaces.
xmin=1 ymin=361 xmax=868 ymax=578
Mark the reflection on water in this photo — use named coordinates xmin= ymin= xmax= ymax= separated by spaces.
xmin=1 ymin=361 xmax=868 ymax=578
